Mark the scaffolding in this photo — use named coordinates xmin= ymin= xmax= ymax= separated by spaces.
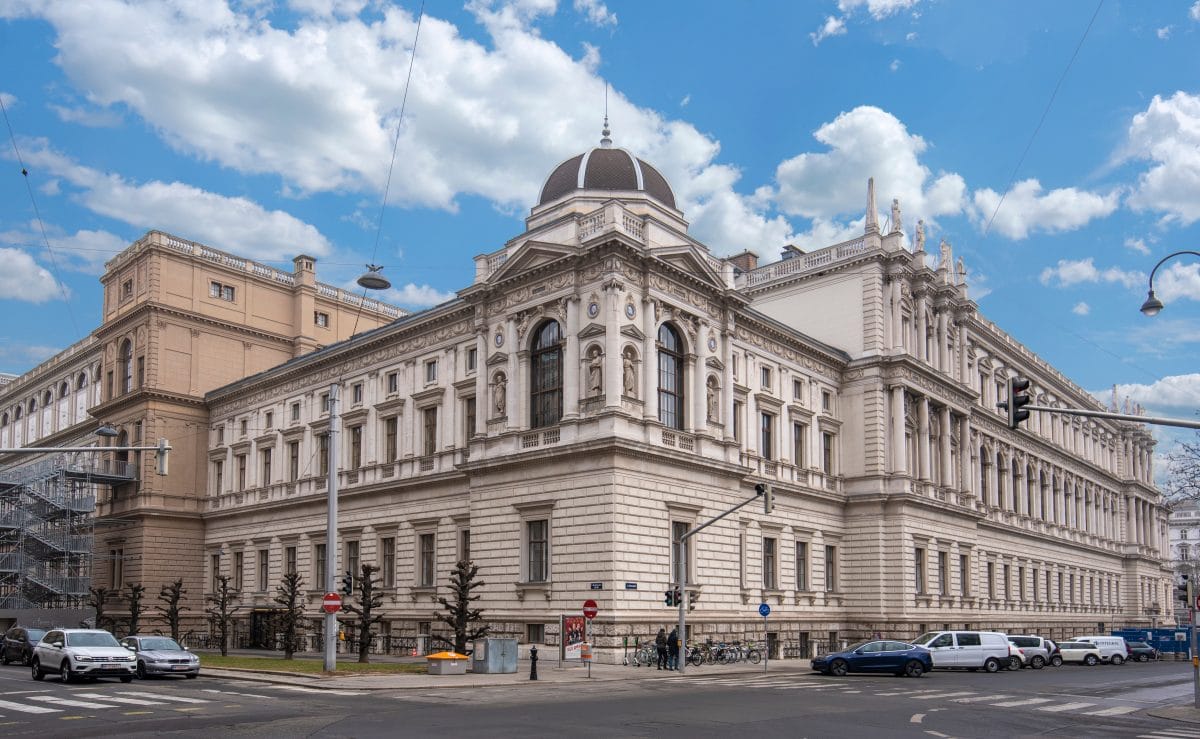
xmin=0 ymin=453 xmax=133 ymax=609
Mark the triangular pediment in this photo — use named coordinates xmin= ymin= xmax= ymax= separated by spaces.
xmin=650 ymin=244 xmax=726 ymax=290
xmin=488 ymin=240 xmax=577 ymax=283
xmin=620 ymin=324 xmax=645 ymax=341
xmin=578 ymin=323 xmax=606 ymax=340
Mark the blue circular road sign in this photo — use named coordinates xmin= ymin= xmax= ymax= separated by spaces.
xmin=758 ymin=603 xmax=771 ymax=617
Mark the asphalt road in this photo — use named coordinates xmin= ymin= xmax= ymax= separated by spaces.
xmin=0 ymin=658 xmax=1197 ymax=737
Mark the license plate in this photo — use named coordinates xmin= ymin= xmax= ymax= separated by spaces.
xmin=172 ymin=665 xmax=190 ymax=670
xmin=102 ymin=663 xmax=119 ymax=669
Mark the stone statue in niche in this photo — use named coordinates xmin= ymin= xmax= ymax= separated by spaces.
xmin=493 ymin=373 xmax=507 ymax=416
xmin=587 ymin=347 xmax=603 ymax=397
xmin=706 ymin=377 xmax=719 ymax=421
xmin=622 ymin=350 xmax=637 ymax=398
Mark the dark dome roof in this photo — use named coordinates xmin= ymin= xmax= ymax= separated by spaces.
xmin=538 ymin=124 xmax=676 ymax=209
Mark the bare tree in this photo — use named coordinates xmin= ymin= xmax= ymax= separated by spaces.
xmin=86 ymin=586 xmax=113 ymax=631
xmin=157 ymin=578 xmax=188 ymax=642
xmin=1166 ymin=433 xmax=1200 ymax=501
xmin=123 ymin=583 xmax=149 ymax=636
xmin=273 ymin=572 xmax=306 ymax=660
xmin=340 ymin=564 xmax=383 ymax=663
xmin=205 ymin=575 xmax=239 ymax=656
xmin=434 ymin=560 xmax=489 ymax=654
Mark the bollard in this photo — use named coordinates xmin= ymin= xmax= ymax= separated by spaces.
xmin=530 ymin=645 xmax=538 ymax=680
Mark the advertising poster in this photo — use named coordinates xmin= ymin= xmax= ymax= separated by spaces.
xmin=560 ymin=614 xmax=587 ymax=661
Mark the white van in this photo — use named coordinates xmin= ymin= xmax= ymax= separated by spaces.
xmin=911 ymin=630 xmax=1012 ymax=672
xmin=1072 ymin=635 xmax=1129 ymax=664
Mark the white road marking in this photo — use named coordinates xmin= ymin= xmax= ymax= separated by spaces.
xmin=74 ymin=692 xmax=165 ymax=706
xmin=910 ymin=713 xmax=925 ymax=724
xmin=28 ymin=695 xmax=117 ymax=709
xmin=116 ymin=691 xmax=209 ymax=704
xmin=1035 ymin=702 xmax=1096 ymax=712
xmin=1086 ymin=705 xmax=1139 ymax=716
xmin=201 ymin=688 xmax=272 ymax=700
xmin=910 ymin=692 xmax=977 ymax=700
xmin=952 ymin=695 xmax=1012 ymax=703
xmin=0 ymin=698 xmax=60 ymax=714
xmin=989 ymin=698 xmax=1054 ymax=707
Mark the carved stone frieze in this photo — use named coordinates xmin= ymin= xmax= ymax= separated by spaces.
xmin=733 ymin=326 xmax=839 ymax=379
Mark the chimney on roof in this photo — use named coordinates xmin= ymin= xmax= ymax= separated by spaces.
xmin=728 ymin=250 xmax=758 ymax=274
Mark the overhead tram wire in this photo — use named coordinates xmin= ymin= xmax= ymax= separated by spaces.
xmin=1 ymin=93 xmax=80 ymax=337
xmin=351 ymin=0 xmax=426 ymax=338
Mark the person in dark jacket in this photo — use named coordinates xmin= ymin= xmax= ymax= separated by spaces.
xmin=655 ymin=628 xmax=668 ymax=670
xmin=667 ymin=627 xmax=679 ymax=670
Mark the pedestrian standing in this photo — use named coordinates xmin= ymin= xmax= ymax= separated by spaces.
xmin=655 ymin=627 xmax=668 ymax=670
xmin=668 ymin=627 xmax=679 ymax=670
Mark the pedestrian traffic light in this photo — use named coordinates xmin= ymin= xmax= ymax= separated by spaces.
xmin=1001 ymin=376 xmax=1032 ymax=429
xmin=664 ymin=589 xmax=673 ymax=606
xmin=340 ymin=570 xmax=354 ymax=596
xmin=756 ymin=482 xmax=773 ymax=514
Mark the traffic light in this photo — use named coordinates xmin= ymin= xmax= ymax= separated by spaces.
xmin=1002 ymin=376 xmax=1032 ymax=430
xmin=756 ymin=482 xmax=773 ymax=514
xmin=1178 ymin=574 xmax=1192 ymax=606
xmin=155 ymin=438 xmax=171 ymax=476
xmin=340 ymin=570 xmax=354 ymax=596
xmin=664 ymin=588 xmax=681 ymax=607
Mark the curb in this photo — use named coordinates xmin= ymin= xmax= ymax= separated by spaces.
xmin=1146 ymin=705 xmax=1200 ymax=725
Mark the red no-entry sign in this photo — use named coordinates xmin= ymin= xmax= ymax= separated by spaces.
xmin=583 ymin=599 xmax=598 ymax=619
xmin=323 ymin=592 xmax=342 ymax=614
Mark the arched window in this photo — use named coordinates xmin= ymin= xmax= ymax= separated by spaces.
xmin=1184 ymin=530 xmax=1190 ymax=541
xmin=59 ymin=382 xmax=69 ymax=398
xmin=1 ymin=413 xmax=7 ymax=426
xmin=77 ymin=372 xmax=88 ymax=390
xmin=530 ymin=321 xmax=563 ymax=428
xmin=119 ymin=339 xmax=133 ymax=394
xmin=657 ymin=324 xmax=684 ymax=429
xmin=28 ymin=398 xmax=37 ymax=413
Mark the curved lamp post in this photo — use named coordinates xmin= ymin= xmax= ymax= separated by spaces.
xmin=1140 ymin=250 xmax=1200 ymax=316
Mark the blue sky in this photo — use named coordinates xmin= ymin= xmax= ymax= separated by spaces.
xmin=2 ymin=1 xmax=1199 ymax=434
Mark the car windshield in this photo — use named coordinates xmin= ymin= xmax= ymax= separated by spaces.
xmin=66 ymin=632 xmax=120 ymax=647
xmin=912 ymin=632 xmax=936 ymax=645
xmin=139 ymin=638 xmax=183 ymax=651
xmin=27 ymin=629 xmax=47 ymax=641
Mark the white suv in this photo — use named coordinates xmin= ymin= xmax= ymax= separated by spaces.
xmin=31 ymin=629 xmax=136 ymax=683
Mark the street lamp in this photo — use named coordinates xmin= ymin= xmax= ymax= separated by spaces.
xmin=1140 ymin=250 xmax=1200 ymax=317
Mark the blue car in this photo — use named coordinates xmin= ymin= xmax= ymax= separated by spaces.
xmin=811 ymin=640 xmax=933 ymax=678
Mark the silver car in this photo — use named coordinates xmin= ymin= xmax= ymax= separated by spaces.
xmin=1008 ymin=635 xmax=1055 ymax=669
xmin=120 ymin=636 xmax=200 ymax=679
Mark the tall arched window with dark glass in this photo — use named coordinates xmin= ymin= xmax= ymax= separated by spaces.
xmin=530 ymin=320 xmax=563 ymax=428
xmin=119 ymin=339 xmax=133 ymax=395
xmin=658 ymin=323 xmax=685 ymax=429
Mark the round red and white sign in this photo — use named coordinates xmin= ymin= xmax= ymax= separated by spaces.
xmin=322 ymin=592 xmax=342 ymax=614
xmin=583 ymin=599 xmax=598 ymax=619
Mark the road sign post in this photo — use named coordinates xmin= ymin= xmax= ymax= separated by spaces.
xmin=582 ymin=600 xmax=597 ymax=679
xmin=759 ymin=603 xmax=770 ymax=672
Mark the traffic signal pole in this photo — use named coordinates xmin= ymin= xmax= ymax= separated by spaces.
xmin=324 ymin=383 xmax=340 ymax=673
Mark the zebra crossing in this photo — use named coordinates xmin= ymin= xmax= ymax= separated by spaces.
xmin=0 ymin=681 xmax=366 ymax=719
xmin=669 ymin=674 xmax=1144 ymax=718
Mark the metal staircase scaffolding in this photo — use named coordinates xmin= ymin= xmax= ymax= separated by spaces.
xmin=0 ymin=453 xmax=132 ymax=609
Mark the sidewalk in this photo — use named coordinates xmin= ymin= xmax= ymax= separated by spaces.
xmin=197 ymin=649 xmax=804 ymax=691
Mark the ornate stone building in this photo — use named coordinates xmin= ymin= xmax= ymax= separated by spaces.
xmin=1 ymin=132 xmax=1171 ymax=655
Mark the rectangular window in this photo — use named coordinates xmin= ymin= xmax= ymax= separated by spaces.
xmin=1019 ymin=566 xmax=1027 ymax=600
xmin=112 ymin=548 xmax=124 ymax=588
xmin=672 ymin=521 xmax=692 ymax=585
xmin=821 ymin=432 xmax=835 ymax=474
xmin=526 ymin=520 xmax=548 ymax=583
xmin=346 ymin=540 xmax=360 ymax=589
xmin=136 ymin=356 xmax=144 ymax=388
xmin=318 ymin=433 xmax=329 ymax=477
xmin=460 ymin=529 xmax=471 ymax=563
xmin=291 ymin=402 xmax=300 ymax=422
xmin=352 ymin=383 xmax=363 ymax=404
xmin=760 ymin=366 xmax=772 ymax=390
xmin=915 ymin=547 xmax=926 ymax=594
xmin=760 ymin=412 xmax=774 ymax=460
xmin=210 ymin=554 xmax=220 ymax=592
xmin=464 ymin=397 xmax=476 ymax=444
xmin=732 ymin=353 xmax=739 ymax=380
xmin=213 ymin=460 xmax=224 ymax=494
xmin=387 ymin=371 xmax=399 ymax=394
xmin=315 ymin=544 xmax=326 ymax=590
xmin=122 ymin=279 xmax=133 ymax=300
xmin=938 ymin=551 xmax=949 ymax=596
xmin=821 ymin=390 xmax=832 ymax=412
xmin=1057 ymin=572 xmax=1063 ymax=602
xmin=467 ymin=347 xmax=478 ymax=372
xmin=264 ymin=411 xmax=273 ymax=429
xmin=792 ymin=422 xmax=806 ymax=467
xmin=987 ymin=562 xmax=996 ymax=598
xmin=824 ymin=545 xmax=838 ymax=592
xmin=288 ymin=441 xmax=299 ymax=481
xmin=1003 ymin=564 xmax=1011 ymax=600
xmin=959 ymin=554 xmax=970 ymax=596
xmin=425 ymin=360 xmax=438 ymax=384
xmin=258 ymin=549 xmax=269 ymax=591
xmin=733 ymin=401 xmax=743 ymax=441
xmin=418 ymin=533 xmax=436 ymax=587
xmin=285 ymin=546 xmax=297 ymax=576
xmin=234 ymin=551 xmax=244 ymax=591
xmin=793 ymin=378 xmax=804 ymax=401
xmin=381 ymin=537 xmax=396 ymax=588
xmin=236 ymin=454 xmax=247 ymax=491
xmin=423 ymin=407 xmax=438 ymax=457
xmin=527 ymin=623 xmax=545 ymax=644
xmin=314 ymin=311 xmax=329 ymax=327
xmin=349 ymin=425 xmax=362 ymax=469
xmin=240 ymin=419 xmax=248 ymax=436
xmin=1033 ymin=568 xmax=1040 ymax=601
xmin=260 ymin=448 xmax=272 ymax=485
xmin=384 ymin=417 xmax=398 ymax=463
xmin=217 ymin=425 xmax=225 ymax=444
xmin=210 ymin=281 xmax=235 ymax=301
xmin=796 ymin=542 xmax=808 ymax=591
xmin=762 ymin=537 xmax=777 ymax=589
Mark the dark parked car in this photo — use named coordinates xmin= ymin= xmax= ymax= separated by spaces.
xmin=1 ymin=626 xmax=47 ymax=666
xmin=1127 ymin=641 xmax=1158 ymax=662
xmin=811 ymin=640 xmax=933 ymax=677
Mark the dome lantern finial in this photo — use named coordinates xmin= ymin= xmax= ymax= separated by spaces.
xmin=600 ymin=116 xmax=612 ymax=148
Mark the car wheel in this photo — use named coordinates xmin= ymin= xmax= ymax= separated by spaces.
xmin=60 ymin=660 xmax=74 ymax=683
xmin=31 ymin=659 xmax=44 ymax=681
xmin=136 ymin=662 xmax=147 ymax=680
xmin=1084 ymin=654 xmax=1098 ymax=666
xmin=904 ymin=660 xmax=925 ymax=678
xmin=1006 ymin=656 xmax=1021 ymax=671
xmin=120 ymin=675 xmax=133 ymax=683
xmin=983 ymin=657 xmax=1001 ymax=673
xmin=22 ymin=650 xmax=33 ymax=666
xmin=1111 ymin=655 xmax=1124 ymax=666
xmin=0 ymin=650 xmax=8 ymax=666
xmin=1030 ymin=655 xmax=1046 ymax=669
xmin=1050 ymin=655 xmax=1063 ymax=667
xmin=830 ymin=659 xmax=849 ymax=677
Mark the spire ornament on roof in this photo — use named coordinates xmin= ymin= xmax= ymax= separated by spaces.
xmin=865 ymin=177 xmax=879 ymax=233
xmin=600 ymin=115 xmax=612 ymax=148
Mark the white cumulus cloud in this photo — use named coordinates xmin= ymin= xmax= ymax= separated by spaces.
xmin=1124 ymin=237 xmax=1151 ymax=255
xmin=838 ymin=0 xmax=920 ymax=20
xmin=971 ymin=179 xmax=1118 ymax=240
xmin=1038 ymin=258 xmax=1143 ymax=289
xmin=1154 ymin=261 xmax=1200 ymax=305
xmin=1191 ymin=1 xmax=1200 ymax=21
xmin=1122 ymin=91 xmax=1200 ymax=225
xmin=0 ymin=247 xmax=65 ymax=303
xmin=1156 ymin=25 xmax=1172 ymax=39
xmin=1110 ymin=374 xmax=1200 ymax=416
xmin=573 ymin=0 xmax=617 ymax=26
xmin=1071 ymin=302 xmax=1090 ymax=316
xmin=810 ymin=15 xmax=847 ymax=46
